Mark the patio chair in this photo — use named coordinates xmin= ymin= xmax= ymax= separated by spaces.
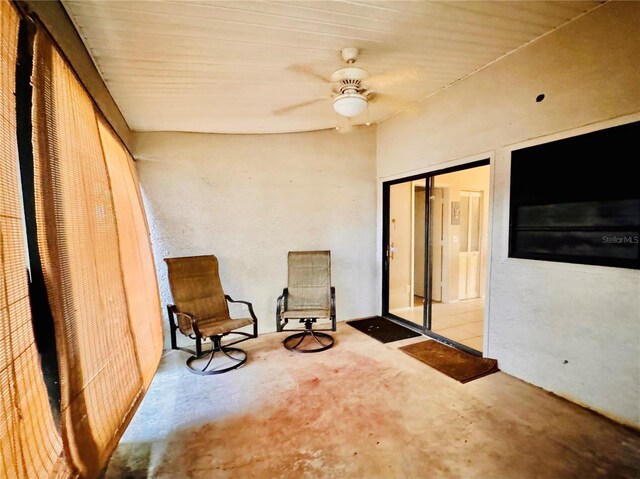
xmin=276 ymin=250 xmax=336 ymax=352
xmin=165 ymin=255 xmax=258 ymax=374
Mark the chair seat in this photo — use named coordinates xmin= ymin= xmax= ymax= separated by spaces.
xmin=197 ymin=317 xmax=254 ymax=337
xmin=282 ymin=309 xmax=330 ymax=320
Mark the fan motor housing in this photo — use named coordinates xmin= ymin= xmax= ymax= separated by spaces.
xmin=330 ymin=66 xmax=369 ymax=84
xmin=331 ymin=68 xmax=370 ymax=97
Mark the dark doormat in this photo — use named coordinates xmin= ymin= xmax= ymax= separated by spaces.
xmin=347 ymin=316 xmax=420 ymax=343
xmin=400 ymin=340 xmax=499 ymax=383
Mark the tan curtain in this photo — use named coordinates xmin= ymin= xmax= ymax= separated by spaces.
xmin=0 ymin=2 xmax=72 ymax=478
xmin=31 ymin=28 xmax=160 ymax=478
xmin=97 ymin=116 xmax=163 ymax=389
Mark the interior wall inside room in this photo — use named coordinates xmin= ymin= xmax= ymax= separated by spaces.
xmin=433 ymin=166 xmax=490 ymax=302
xmin=133 ymin=127 xmax=378 ymax=345
xmin=377 ymin=0 xmax=640 ymax=426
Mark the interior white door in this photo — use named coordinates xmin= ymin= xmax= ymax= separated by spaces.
xmin=458 ymin=191 xmax=482 ymax=300
xmin=430 ymin=188 xmax=444 ymax=302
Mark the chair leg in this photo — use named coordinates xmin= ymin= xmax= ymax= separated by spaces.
xmin=167 ymin=305 xmax=178 ymax=350
xmin=283 ymin=319 xmax=334 ymax=353
xmin=276 ymin=308 xmax=282 ymax=332
xmin=186 ymin=336 xmax=248 ymax=375
xmin=288 ymin=332 xmax=308 ymax=350
xmin=310 ymin=330 xmax=329 ymax=347
xmin=196 ymin=336 xmax=202 ymax=357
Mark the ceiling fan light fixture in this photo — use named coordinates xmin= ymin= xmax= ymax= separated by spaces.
xmin=333 ymin=92 xmax=367 ymax=117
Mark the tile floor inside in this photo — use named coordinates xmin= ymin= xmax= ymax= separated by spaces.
xmin=391 ymin=297 xmax=484 ymax=351
xmin=103 ymin=324 xmax=640 ymax=479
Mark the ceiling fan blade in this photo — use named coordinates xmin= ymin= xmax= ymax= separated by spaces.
xmin=366 ymin=91 xmax=407 ymax=106
xmin=363 ymin=90 xmax=377 ymax=102
xmin=272 ymin=97 xmax=327 ymax=116
xmin=288 ymin=64 xmax=331 ymax=84
xmin=368 ymin=68 xmax=420 ymax=89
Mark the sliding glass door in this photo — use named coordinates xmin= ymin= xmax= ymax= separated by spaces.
xmin=386 ymin=179 xmax=427 ymax=328
xmin=383 ymin=160 xmax=490 ymax=354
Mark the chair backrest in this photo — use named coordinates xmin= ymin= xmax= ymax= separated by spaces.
xmin=165 ymin=255 xmax=230 ymax=322
xmin=287 ymin=251 xmax=331 ymax=311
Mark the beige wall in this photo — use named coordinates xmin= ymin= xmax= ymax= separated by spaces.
xmin=133 ymin=127 xmax=378 ymax=343
xmin=377 ymin=1 xmax=640 ymax=426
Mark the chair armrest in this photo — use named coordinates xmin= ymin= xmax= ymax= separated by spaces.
xmin=330 ymin=287 xmax=336 ymax=316
xmin=276 ymin=288 xmax=288 ymax=312
xmin=276 ymin=288 xmax=288 ymax=332
xmin=169 ymin=305 xmax=200 ymax=337
xmin=225 ymin=295 xmax=259 ymax=326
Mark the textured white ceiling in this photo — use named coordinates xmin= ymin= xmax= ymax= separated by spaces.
xmin=62 ymin=0 xmax=601 ymax=134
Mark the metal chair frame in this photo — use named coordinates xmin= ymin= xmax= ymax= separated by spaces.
xmin=168 ymin=295 xmax=258 ymax=375
xmin=276 ymin=287 xmax=336 ymax=353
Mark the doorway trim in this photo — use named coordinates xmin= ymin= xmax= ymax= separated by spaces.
xmin=381 ymin=158 xmax=490 ymax=356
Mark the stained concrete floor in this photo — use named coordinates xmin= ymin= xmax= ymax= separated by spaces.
xmin=104 ymin=324 xmax=640 ymax=479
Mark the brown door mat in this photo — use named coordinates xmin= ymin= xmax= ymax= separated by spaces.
xmin=400 ymin=340 xmax=499 ymax=383
xmin=347 ymin=316 xmax=420 ymax=343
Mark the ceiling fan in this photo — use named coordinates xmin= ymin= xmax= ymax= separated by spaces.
xmin=274 ymin=47 xmax=375 ymax=119
xmin=330 ymin=47 xmax=372 ymax=118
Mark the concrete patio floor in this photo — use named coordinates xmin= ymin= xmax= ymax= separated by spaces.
xmin=104 ymin=324 xmax=640 ymax=478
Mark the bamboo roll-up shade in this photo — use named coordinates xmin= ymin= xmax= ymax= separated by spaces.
xmin=32 ymin=31 xmax=144 ymax=479
xmin=97 ymin=116 xmax=162 ymax=389
xmin=0 ymin=3 xmax=72 ymax=478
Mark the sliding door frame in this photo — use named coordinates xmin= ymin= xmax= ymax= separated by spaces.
xmin=382 ymin=159 xmax=490 ymax=356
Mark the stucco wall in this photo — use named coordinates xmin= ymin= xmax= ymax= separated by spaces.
xmin=134 ymin=127 xmax=378 ymax=343
xmin=377 ymin=1 xmax=640 ymax=425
